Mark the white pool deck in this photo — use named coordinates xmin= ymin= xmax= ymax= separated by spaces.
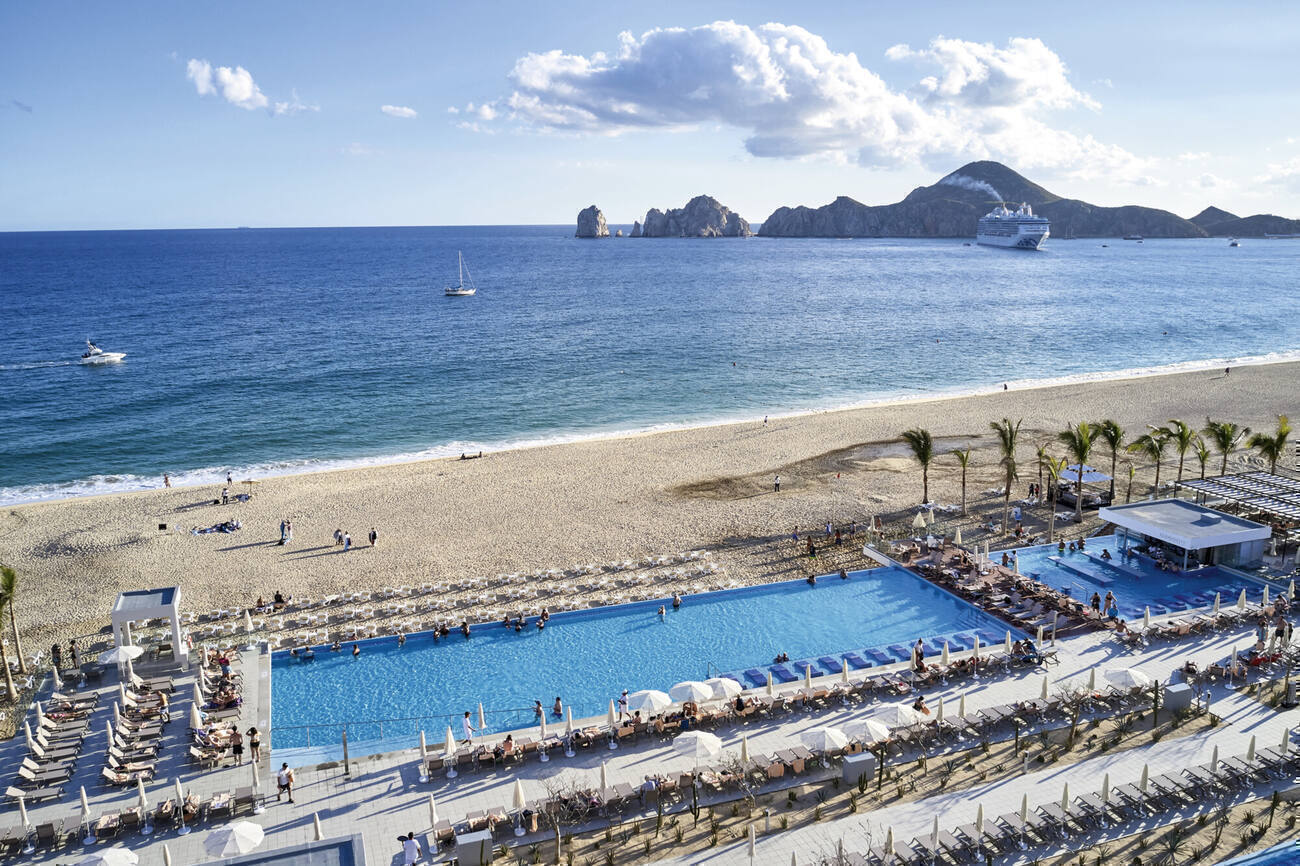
xmin=3 ymin=609 xmax=1298 ymax=865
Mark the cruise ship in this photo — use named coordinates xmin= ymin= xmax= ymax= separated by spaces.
xmin=976 ymin=202 xmax=1050 ymax=250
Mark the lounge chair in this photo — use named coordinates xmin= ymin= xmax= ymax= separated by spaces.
xmin=6 ymin=784 xmax=62 ymax=802
xmin=129 ymin=672 xmax=175 ymax=693
xmin=101 ymin=766 xmax=153 ymax=786
xmin=15 ymin=765 xmax=71 ymax=788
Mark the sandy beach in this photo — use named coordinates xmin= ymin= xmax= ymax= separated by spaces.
xmin=1 ymin=361 xmax=1296 ymax=655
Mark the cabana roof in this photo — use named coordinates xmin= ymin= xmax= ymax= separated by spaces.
xmin=1098 ymin=499 xmax=1271 ymax=551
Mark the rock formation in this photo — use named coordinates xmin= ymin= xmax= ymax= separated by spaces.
xmin=639 ymin=195 xmax=752 ymax=237
xmin=615 ymin=229 xmax=623 ymax=237
xmin=759 ymin=162 xmax=1208 ymax=239
xmin=630 ymin=221 xmax=642 ymax=238
xmin=575 ymin=205 xmax=610 ymax=238
xmin=1191 ymin=206 xmax=1300 ymax=237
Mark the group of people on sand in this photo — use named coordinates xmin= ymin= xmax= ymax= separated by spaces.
xmin=330 ymin=526 xmax=379 ymax=551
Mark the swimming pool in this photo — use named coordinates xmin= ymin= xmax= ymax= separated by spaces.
xmin=269 ymin=565 xmax=1013 ymax=752
xmin=1209 ymin=839 xmax=1300 ymax=865
xmin=1014 ymin=534 xmax=1267 ymax=620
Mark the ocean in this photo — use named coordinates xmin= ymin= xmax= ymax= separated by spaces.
xmin=2 ymin=227 xmax=1297 ymax=506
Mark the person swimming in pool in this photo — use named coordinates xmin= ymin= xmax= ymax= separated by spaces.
xmin=672 ymin=593 xmax=682 ymax=609
xmin=657 ymin=605 xmax=666 ymax=619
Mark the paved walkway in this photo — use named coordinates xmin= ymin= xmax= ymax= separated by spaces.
xmin=2 ymin=615 xmax=1295 ymax=864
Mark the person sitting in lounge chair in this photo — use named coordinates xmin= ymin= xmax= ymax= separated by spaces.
xmin=911 ymin=695 xmax=930 ymax=716
xmin=1017 ymin=639 xmax=1043 ymax=665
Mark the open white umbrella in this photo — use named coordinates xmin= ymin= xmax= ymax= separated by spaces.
xmin=705 ymin=677 xmax=742 ymax=700
xmin=670 ymin=676 xmax=712 ymax=707
xmin=846 ymin=718 xmax=892 ymax=743
xmin=911 ymin=512 xmax=927 ymax=530
xmin=98 ymin=645 xmax=144 ymax=666
xmin=890 ymin=703 xmax=923 ymax=728
xmin=672 ymin=731 xmax=722 ymax=765
xmin=1213 ymin=592 xmax=1221 ymax=614
xmin=940 ymin=642 xmax=950 ymax=665
xmin=1104 ymin=668 xmax=1152 ymax=690
xmin=1040 ymin=675 xmax=1049 ymax=701
xmin=800 ymin=727 xmax=848 ymax=753
xmin=73 ymin=851 xmax=139 ymax=866
xmin=626 ymin=689 xmax=672 ymax=716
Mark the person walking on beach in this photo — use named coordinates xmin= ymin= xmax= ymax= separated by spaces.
xmin=226 ymin=471 xmax=232 ymax=487
xmin=368 ymin=527 xmax=377 ymax=547
xmin=343 ymin=532 xmax=352 ymax=551
xmin=773 ymin=474 xmax=780 ymax=492
xmin=276 ymin=763 xmax=295 ymax=803
xmin=221 ymin=486 xmax=229 ymax=505
xmin=279 ymin=519 xmax=286 ymax=545
xmin=163 ymin=474 xmax=170 ymax=488
xmin=461 ymin=710 xmax=477 ymax=745
xmin=285 ymin=519 xmax=293 ymax=543
xmin=333 ymin=528 xmax=343 ymax=546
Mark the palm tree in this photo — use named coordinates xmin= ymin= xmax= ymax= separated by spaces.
xmin=1247 ymin=415 xmax=1292 ymax=474
xmin=1124 ymin=462 xmax=1136 ymax=503
xmin=0 ymin=581 xmax=16 ymax=701
xmin=901 ymin=429 xmax=935 ymax=505
xmin=1127 ymin=428 xmax=1170 ymax=497
xmin=1045 ymin=456 xmax=1067 ymax=543
xmin=1193 ymin=436 xmax=1211 ymax=480
xmin=1057 ymin=422 xmax=1095 ymax=523
xmin=954 ymin=449 xmax=972 ymax=515
xmin=1164 ymin=419 xmax=1196 ymax=486
xmin=989 ymin=418 xmax=1023 ymax=534
xmin=0 ymin=567 xmax=24 ymax=676
xmin=1095 ymin=420 xmax=1125 ymax=504
xmin=1035 ymin=444 xmax=1049 ymax=501
xmin=1203 ymin=418 xmax=1251 ymax=476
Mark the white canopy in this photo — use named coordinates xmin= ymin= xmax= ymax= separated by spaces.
xmin=110 ymin=587 xmax=187 ymax=663
xmin=1099 ymin=499 xmax=1271 ymax=551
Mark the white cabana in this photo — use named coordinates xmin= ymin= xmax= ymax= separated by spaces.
xmin=110 ymin=587 xmax=187 ymax=663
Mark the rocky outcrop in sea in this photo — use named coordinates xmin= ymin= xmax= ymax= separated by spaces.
xmin=575 ymin=205 xmax=610 ymax=238
xmin=630 ymin=220 xmax=642 ymax=238
xmin=640 ymin=195 xmax=752 ymax=238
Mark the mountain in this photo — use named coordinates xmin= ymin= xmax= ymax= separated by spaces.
xmin=1196 ymin=212 xmax=1300 ymax=237
xmin=1190 ymin=206 xmax=1238 ymax=230
xmin=640 ymin=195 xmax=753 ymax=238
xmin=759 ymin=161 xmax=1206 ymax=239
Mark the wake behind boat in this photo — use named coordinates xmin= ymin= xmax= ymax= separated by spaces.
xmin=444 ymin=251 xmax=477 ymax=297
xmin=79 ymin=340 xmax=125 ymax=365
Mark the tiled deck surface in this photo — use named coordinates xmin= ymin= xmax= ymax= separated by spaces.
xmin=1 ymin=613 xmax=1297 ymax=864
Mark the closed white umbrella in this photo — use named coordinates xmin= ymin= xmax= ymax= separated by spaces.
xmin=22 ymin=720 xmax=34 ymax=753
xmin=803 ymin=665 xmax=813 ymax=690
xmin=748 ymin=823 xmax=756 ymax=858
xmin=975 ymin=804 xmax=984 ymax=840
xmin=1036 ymin=625 xmax=1045 ymax=645
xmin=1005 ymin=631 xmax=1012 ymax=654
xmin=1020 ymin=793 xmax=1028 ymax=823
xmin=512 ymin=780 xmax=527 ymax=836
xmin=538 ymin=713 xmax=547 ymax=741
xmin=1101 ymin=772 xmax=1110 ymax=804
xmin=189 ymin=704 xmax=203 ymax=730
xmin=244 ymin=610 xmax=255 ymax=635
xmin=1087 ymin=668 xmax=1097 ymax=692
xmin=119 ymin=683 xmax=129 ymax=707
xmin=428 ymin=793 xmax=439 ymax=826
xmin=312 ymin=813 xmax=323 ymax=842
xmin=931 ymin=816 xmax=939 ymax=848
xmin=766 ymin=672 xmax=774 ymax=697
xmin=1210 ymin=744 xmax=1219 ymax=773
xmin=800 ymin=727 xmax=848 ymax=753
xmin=885 ymin=825 xmax=895 ymax=856
xmin=958 ymin=692 xmax=967 ymax=719
xmin=251 ymin=760 xmax=264 ymax=814
xmin=1213 ymin=592 xmax=1221 ymax=614
xmin=113 ymin=702 xmax=122 ymax=726
xmin=941 ymin=642 xmax=950 ymax=665
xmin=1140 ymin=764 xmax=1149 ymax=792
xmin=79 ymin=785 xmax=91 ymax=821
xmin=419 ymin=730 xmax=428 ymax=762
xmin=607 ymin=700 xmax=617 ymax=730
xmin=973 ymin=634 xmax=980 ymax=661
xmin=52 ymin=667 xmax=62 ymax=692
xmin=136 ymin=776 xmax=149 ymax=811
xmin=162 ymin=845 xmax=172 ymax=866
xmin=705 ymin=677 xmax=742 ymax=700
xmin=626 ymin=689 xmax=672 ymax=716
xmin=740 ymin=734 xmax=749 ymax=764
xmin=106 ymin=719 xmax=115 ymax=747
xmin=1263 ymin=587 xmax=1270 ymax=606
xmin=1282 ymin=726 xmax=1292 ymax=754
xmin=926 ymin=509 xmax=935 ymax=526
xmin=953 ymin=527 xmax=963 ymax=545
xmin=477 ymin=702 xmax=486 ymax=732
xmin=599 ymin=762 xmax=608 ymax=791
xmin=16 ymin=791 xmax=29 ymax=829
xmin=1290 ymin=580 xmax=1296 ymax=601
xmin=34 ymin=701 xmax=44 ymax=728
xmin=846 ymin=718 xmax=891 ymax=743
xmin=1143 ymin=607 xmax=1151 ymax=630
xmin=192 ymin=682 xmax=203 ymax=708
xmin=841 ymin=659 xmax=850 ymax=684
xmin=564 ymin=708 xmax=576 ymax=757
xmin=1238 ymin=588 xmax=1247 ymax=610
xmin=1247 ymin=734 xmax=1257 ymax=762
xmin=443 ymin=726 xmax=457 ymax=778
xmin=1040 ymin=675 xmax=1049 ymax=700
xmin=1105 ymin=668 xmax=1152 ymax=690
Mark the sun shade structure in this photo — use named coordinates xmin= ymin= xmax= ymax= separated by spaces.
xmin=1098 ymin=498 xmax=1272 ymax=568
xmin=1060 ymin=464 xmax=1112 ymax=484
xmin=1179 ymin=471 xmax=1300 ymax=528
xmin=110 ymin=587 xmax=187 ymax=663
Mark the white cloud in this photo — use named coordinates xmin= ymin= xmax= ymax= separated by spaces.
xmin=1177 ymin=151 xmax=1209 ymax=162
xmin=340 ymin=142 xmax=379 ymax=157
xmin=1196 ymin=172 xmax=1230 ymax=189
xmin=274 ymin=89 xmax=319 ymax=116
xmin=187 ymin=58 xmax=268 ymax=111
xmin=481 ymin=22 xmax=1145 ymax=180
xmin=381 ymin=104 xmax=418 ymax=119
xmin=1257 ymin=157 xmax=1300 ymax=192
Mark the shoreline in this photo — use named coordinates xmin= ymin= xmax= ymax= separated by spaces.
xmin=5 ymin=348 xmax=1299 ymax=509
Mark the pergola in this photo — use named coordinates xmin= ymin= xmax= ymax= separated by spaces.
xmin=1177 ymin=471 xmax=1300 ymax=541
xmin=1097 ymin=499 xmax=1272 ymax=569
xmin=110 ymin=586 xmax=186 ymax=664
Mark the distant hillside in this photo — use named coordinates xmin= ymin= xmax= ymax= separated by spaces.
xmin=1198 ymin=213 xmax=1300 ymax=237
xmin=1190 ymin=206 xmax=1237 ymax=230
xmin=759 ymin=161 xmax=1206 ymax=239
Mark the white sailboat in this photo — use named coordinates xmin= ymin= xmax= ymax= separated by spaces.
xmin=444 ymin=251 xmax=477 ymax=297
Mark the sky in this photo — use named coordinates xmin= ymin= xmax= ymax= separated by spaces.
xmin=3 ymin=1 xmax=1299 ymax=231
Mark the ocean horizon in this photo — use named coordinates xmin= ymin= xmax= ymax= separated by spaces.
xmin=3 ymin=227 xmax=1298 ymax=507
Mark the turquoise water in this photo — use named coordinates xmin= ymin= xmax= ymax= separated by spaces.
xmin=1014 ymin=534 xmax=1265 ymax=619
xmin=3 ymin=230 xmax=1300 ymax=505
xmin=1210 ymin=840 xmax=1300 ymax=865
xmin=269 ymin=566 xmax=1012 ymax=750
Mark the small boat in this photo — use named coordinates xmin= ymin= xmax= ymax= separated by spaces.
xmin=79 ymin=340 xmax=126 ymax=365
xmin=444 ymin=251 xmax=477 ymax=297
xmin=1229 ymin=238 xmax=1240 ymax=247
xmin=1123 ymin=234 xmax=1144 ymax=241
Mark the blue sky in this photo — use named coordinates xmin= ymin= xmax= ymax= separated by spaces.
xmin=3 ymin=1 xmax=1299 ymax=230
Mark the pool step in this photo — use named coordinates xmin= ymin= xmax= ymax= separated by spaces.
xmin=1047 ymin=555 xmax=1114 ymax=587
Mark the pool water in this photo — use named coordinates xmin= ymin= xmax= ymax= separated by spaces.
xmin=1014 ymin=534 xmax=1266 ymax=620
xmin=269 ymin=566 xmax=1011 ymax=750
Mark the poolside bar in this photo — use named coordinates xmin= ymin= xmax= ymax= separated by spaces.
xmin=1098 ymin=499 xmax=1272 ymax=570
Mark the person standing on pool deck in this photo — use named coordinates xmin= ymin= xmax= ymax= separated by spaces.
xmin=1090 ymin=592 xmax=1102 ymax=615
xmin=276 ymin=763 xmax=295 ymax=803
xmin=617 ymin=690 xmax=629 ymax=720
xmin=461 ymin=711 xmax=476 ymax=744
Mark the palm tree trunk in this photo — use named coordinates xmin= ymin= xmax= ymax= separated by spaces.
xmin=1220 ymin=452 xmax=1229 ymax=476
xmin=960 ymin=467 xmax=967 ymax=516
xmin=1109 ymin=449 xmax=1117 ymax=503
xmin=1048 ymin=489 xmax=1057 ymax=542
xmin=1177 ymin=454 xmax=1185 ymax=484
xmin=922 ymin=466 xmax=929 ymax=505
xmin=1074 ymin=474 xmax=1083 ymax=523
xmin=0 ymin=640 xmax=16 ymax=702
xmin=1153 ymin=463 xmax=1162 ymax=497
xmin=1003 ymin=474 xmax=1012 ymax=536
xmin=8 ymin=603 xmax=24 ymax=676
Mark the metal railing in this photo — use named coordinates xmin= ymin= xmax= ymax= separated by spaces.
xmin=272 ymin=705 xmax=539 ymax=750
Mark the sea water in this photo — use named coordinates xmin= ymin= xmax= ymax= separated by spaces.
xmin=2 ymin=228 xmax=1298 ymax=504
